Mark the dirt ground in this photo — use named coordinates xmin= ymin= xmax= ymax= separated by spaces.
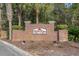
xmin=2 ymin=39 xmax=79 ymax=56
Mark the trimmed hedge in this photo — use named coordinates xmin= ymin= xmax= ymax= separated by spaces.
xmin=12 ymin=25 xmax=23 ymax=30
xmin=57 ymin=24 xmax=68 ymax=30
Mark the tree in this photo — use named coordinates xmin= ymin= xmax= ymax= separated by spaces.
xmin=35 ymin=4 xmax=40 ymax=24
xmin=17 ymin=4 xmax=22 ymax=26
xmin=34 ymin=4 xmax=54 ymax=24
xmin=70 ymin=4 xmax=79 ymax=26
xmin=53 ymin=4 xmax=66 ymax=24
xmin=0 ymin=4 xmax=3 ymax=38
xmin=6 ymin=3 xmax=13 ymax=40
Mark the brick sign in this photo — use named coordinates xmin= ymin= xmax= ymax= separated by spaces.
xmin=12 ymin=23 xmax=68 ymax=42
xmin=33 ymin=28 xmax=47 ymax=34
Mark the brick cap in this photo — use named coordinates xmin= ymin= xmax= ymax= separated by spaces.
xmin=24 ymin=21 xmax=31 ymax=24
xmin=48 ymin=21 xmax=55 ymax=24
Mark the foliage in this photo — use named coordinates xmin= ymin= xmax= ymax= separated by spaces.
xmin=56 ymin=24 xmax=68 ymax=30
xmin=68 ymin=26 xmax=79 ymax=42
xmin=2 ymin=20 xmax=9 ymax=31
xmin=68 ymin=35 xmax=74 ymax=41
xmin=12 ymin=25 xmax=23 ymax=30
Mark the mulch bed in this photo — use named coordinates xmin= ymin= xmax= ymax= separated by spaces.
xmin=2 ymin=39 xmax=79 ymax=56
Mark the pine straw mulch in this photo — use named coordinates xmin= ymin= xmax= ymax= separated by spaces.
xmin=2 ymin=39 xmax=79 ymax=56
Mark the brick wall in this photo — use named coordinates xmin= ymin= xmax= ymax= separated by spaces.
xmin=0 ymin=31 xmax=7 ymax=39
xmin=53 ymin=31 xmax=57 ymax=41
xmin=12 ymin=24 xmax=68 ymax=42
xmin=12 ymin=30 xmax=25 ymax=41
xmin=12 ymin=24 xmax=57 ymax=41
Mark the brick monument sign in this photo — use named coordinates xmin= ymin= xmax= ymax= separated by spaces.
xmin=12 ymin=21 xmax=68 ymax=42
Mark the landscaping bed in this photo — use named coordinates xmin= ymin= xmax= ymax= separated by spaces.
xmin=2 ymin=39 xmax=79 ymax=56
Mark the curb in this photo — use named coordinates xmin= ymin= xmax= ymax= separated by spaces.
xmin=0 ymin=40 xmax=32 ymax=56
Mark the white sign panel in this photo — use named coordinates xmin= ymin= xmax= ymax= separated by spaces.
xmin=33 ymin=28 xmax=47 ymax=34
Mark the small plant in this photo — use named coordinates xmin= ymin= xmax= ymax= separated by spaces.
xmin=57 ymin=24 xmax=68 ymax=30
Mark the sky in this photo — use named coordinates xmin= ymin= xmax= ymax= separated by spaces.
xmin=65 ymin=3 xmax=72 ymax=8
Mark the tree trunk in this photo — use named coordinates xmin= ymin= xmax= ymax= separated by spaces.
xmin=36 ymin=9 xmax=39 ymax=24
xmin=9 ymin=21 xmax=12 ymax=40
xmin=6 ymin=4 xmax=13 ymax=40
xmin=72 ymin=17 xmax=75 ymax=26
xmin=17 ymin=5 xmax=22 ymax=26
xmin=35 ymin=4 xmax=39 ymax=24
xmin=18 ymin=13 xmax=21 ymax=26
xmin=0 ymin=4 xmax=3 ymax=38
xmin=71 ymin=13 xmax=75 ymax=26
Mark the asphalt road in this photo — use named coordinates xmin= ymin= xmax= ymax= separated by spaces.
xmin=0 ymin=41 xmax=30 ymax=56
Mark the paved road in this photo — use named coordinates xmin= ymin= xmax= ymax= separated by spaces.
xmin=0 ymin=41 xmax=31 ymax=56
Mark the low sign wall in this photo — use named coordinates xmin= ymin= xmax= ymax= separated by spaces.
xmin=12 ymin=24 xmax=56 ymax=41
xmin=12 ymin=24 xmax=68 ymax=42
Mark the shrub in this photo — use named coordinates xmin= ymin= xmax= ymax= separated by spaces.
xmin=68 ymin=26 xmax=79 ymax=42
xmin=68 ymin=35 xmax=74 ymax=41
xmin=57 ymin=24 xmax=68 ymax=30
xmin=12 ymin=25 xmax=23 ymax=30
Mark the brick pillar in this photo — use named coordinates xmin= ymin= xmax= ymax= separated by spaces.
xmin=24 ymin=21 xmax=31 ymax=30
xmin=48 ymin=21 xmax=55 ymax=31
xmin=58 ymin=29 xmax=68 ymax=42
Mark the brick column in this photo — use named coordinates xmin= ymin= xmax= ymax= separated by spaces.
xmin=24 ymin=21 xmax=31 ymax=30
xmin=48 ymin=21 xmax=55 ymax=31
xmin=58 ymin=29 xmax=68 ymax=42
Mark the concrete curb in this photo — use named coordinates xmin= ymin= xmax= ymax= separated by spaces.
xmin=0 ymin=40 xmax=32 ymax=56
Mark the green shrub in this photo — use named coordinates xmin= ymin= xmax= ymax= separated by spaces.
xmin=57 ymin=24 xmax=68 ymax=30
xmin=68 ymin=35 xmax=74 ymax=41
xmin=12 ymin=25 xmax=23 ymax=30
xmin=68 ymin=26 xmax=79 ymax=42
